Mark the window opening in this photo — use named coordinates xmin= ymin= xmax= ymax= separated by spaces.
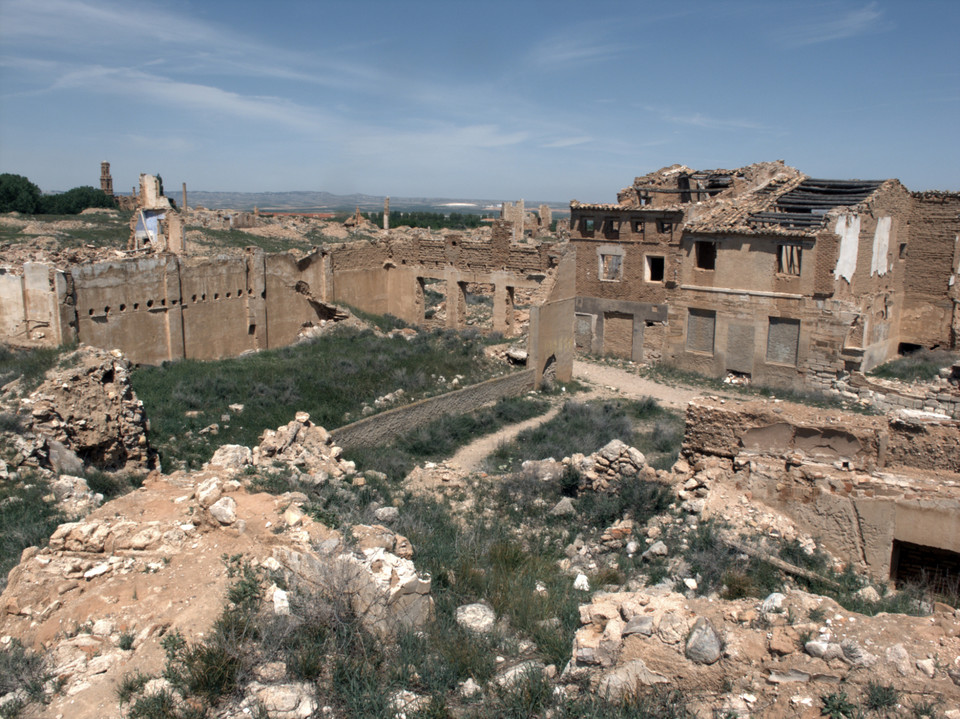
xmin=600 ymin=254 xmax=623 ymax=281
xmin=777 ymin=245 xmax=802 ymax=276
xmin=695 ymin=241 xmax=716 ymax=270
xmin=646 ymin=256 xmax=665 ymax=282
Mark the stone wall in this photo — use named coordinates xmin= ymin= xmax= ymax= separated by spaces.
xmin=2 ymin=226 xmax=575 ymax=383
xmin=682 ymin=397 xmax=960 ymax=578
xmin=830 ymin=370 xmax=960 ymax=418
xmin=330 ymin=369 xmax=536 ymax=449
xmin=67 ymin=250 xmax=327 ymax=364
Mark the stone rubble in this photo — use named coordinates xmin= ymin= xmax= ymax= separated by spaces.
xmin=8 ymin=346 xmax=153 ymax=471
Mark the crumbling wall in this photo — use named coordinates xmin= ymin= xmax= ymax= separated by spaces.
xmin=528 ymin=246 xmax=575 ymax=385
xmin=683 ymin=397 xmax=960 ymax=578
xmin=901 ymin=192 xmax=960 ymax=349
xmin=0 ymin=263 xmax=74 ymax=346
xmin=65 ymin=249 xmax=329 ymax=364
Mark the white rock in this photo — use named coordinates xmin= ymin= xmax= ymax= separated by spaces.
xmin=574 ymin=573 xmax=590 ymax=591
xmin=273 ymin=588 xmax=290 ymax=615
xmin=760 ymin=592 xmax=786 ymax=613
xmin=459 ymin=677 xmax=482 ymax=698
xmin=195 ymin=478 xmax=222 ymax=508
xmin=374 ymin=506 xmax=399 ymax=523
xmin=456 ymin=603 xmax=496 ymax=634
xmin=208 ymin=496 xmax=237 ymax=525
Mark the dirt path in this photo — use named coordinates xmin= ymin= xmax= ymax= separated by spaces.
xmin=446 ymin=360 xmax=736 ymax=473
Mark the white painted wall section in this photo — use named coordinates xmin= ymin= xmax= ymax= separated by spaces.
xmin=833 ymin=213 xmax=861 ymax=283
xmin=870 ymin=216 xmax=891 ymax=276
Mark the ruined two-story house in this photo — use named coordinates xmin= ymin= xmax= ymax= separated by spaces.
xmin=569 ymin=161 xmax=960 ymax=389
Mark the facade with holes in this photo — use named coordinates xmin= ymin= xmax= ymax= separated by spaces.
xmin=569 ymin=162 xmax=959 ymax=389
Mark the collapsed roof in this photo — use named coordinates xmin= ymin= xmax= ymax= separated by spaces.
xmin=577 ymin=162 xmax=893 ymax=237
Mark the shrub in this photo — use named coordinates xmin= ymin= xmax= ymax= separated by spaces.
xmin=39 ymin=186 xmax=116 ymax=215
xmin=0 ymin=638 xmax=51 ymax=708
xmin=820 ymin=691 xmax=858 ymax=719
xmin=85 ymin=470 xmax=143 ymax=500
xmin=870 ymin=348 xmax=959 ymax=383
xmin=0 ymin=174 xmax=42 ymax=214
xmin=488 ymin=400 xmax=637 ymax=472
xmin=863 ymin=681 xmax=898 ymax=712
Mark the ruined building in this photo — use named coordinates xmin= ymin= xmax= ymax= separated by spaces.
xmin=569 ymin=161 xmax=960 ymax=388
xmin=0 ymin=208 xmax=573 ymax=388
xmin=129 ymin=174 xmax=184 ymax=253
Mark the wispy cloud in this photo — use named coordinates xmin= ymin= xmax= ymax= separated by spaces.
xmin=778 ymin=2 xmax=889 ymax=48
xmin=0 ymin=0 xmax=385 ymax=91
xmin=49 ymin=64 xmax=330 ymax=132
xmin=541 ymin=136 xmax=593 ymax=149
xmin=644 ymin=105 xmax=771 ymax=132
xmin=527 ymin=27 xmax=626 ymax=69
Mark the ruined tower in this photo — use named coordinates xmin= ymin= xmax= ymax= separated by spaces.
xmin=384 ymin=196 xmax=390 ymax=231
xmin=100 ymin=162 xmax=114 ymax=196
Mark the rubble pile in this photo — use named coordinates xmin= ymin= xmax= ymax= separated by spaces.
xmin=564 ymin=438 xmax=654 ymax=493
xmin=208 ymin=411 xmax=356 ymax=483
xmin=8 ymin=346 xmax=153 ymax=471
xmin=0 ymin=418 xmax=433 ymax=719
xmin=565 ymin=587 xmax=960 ymax=715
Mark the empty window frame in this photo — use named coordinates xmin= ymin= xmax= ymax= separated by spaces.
xmin=686 ymin=308 xmax=716 ymax=354
xmin=694 ymin=241 xmax=716 ymax=270
xmin=581 ymin=217 xmax=595 ymax=236
xmin=603 ymin=218 xmax=620 ymax=239
xmin=599 ymin=253 xmax=623 ymax=281
xmin=777 ymin=244 xmax=802 ymax=276
xmin=657 ymin=220 xmax=673 ymax=234
xmin=766 ymin=317 xmax=800 ymax=366
xmin=631 ymin=220 xmax=645 ymax=235
xmin=899 ymin=243 xmax=907 ymax=260
xmin=646 ymin=255 xmax=665 ymax=282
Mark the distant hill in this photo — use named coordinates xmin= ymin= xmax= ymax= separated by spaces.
xmin=180 ymin=190 xmax=569 ymax=214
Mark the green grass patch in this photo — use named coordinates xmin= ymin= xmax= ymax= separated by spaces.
xmin=346 ymin=395 xmax=550 ymax=481
xmin=869 ymin=348 xmax=960 ymax=383
xmin=487 ymin=398 xmax=679 ymax=473
xmin=0 ymin=474 xmax=64 ymax=591
xmin=0 ymin=343 xmax=77 ymax=393
xmin=132 ymin=326 xmax=503 ymax=469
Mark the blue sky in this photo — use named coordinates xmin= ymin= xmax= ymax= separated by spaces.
xmin=1 ymin=0 xmax=957 ymax=201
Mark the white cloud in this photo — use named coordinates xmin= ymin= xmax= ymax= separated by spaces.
xmin=779 ymin=2 xmax=888 ymax=48
xmin=49 ymin=65 xmax=330 ymax=132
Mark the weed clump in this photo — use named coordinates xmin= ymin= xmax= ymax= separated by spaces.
xmin=0 ymin=473 xmax=64 ymax=590
xmin=869 ymin=348 xmax=959 ymax=383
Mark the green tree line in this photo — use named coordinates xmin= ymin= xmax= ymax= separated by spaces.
xmin=362 ymin=210 xmax=493 ymax=230
xmin=0 ymin=173 xmax=117 ymax=215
